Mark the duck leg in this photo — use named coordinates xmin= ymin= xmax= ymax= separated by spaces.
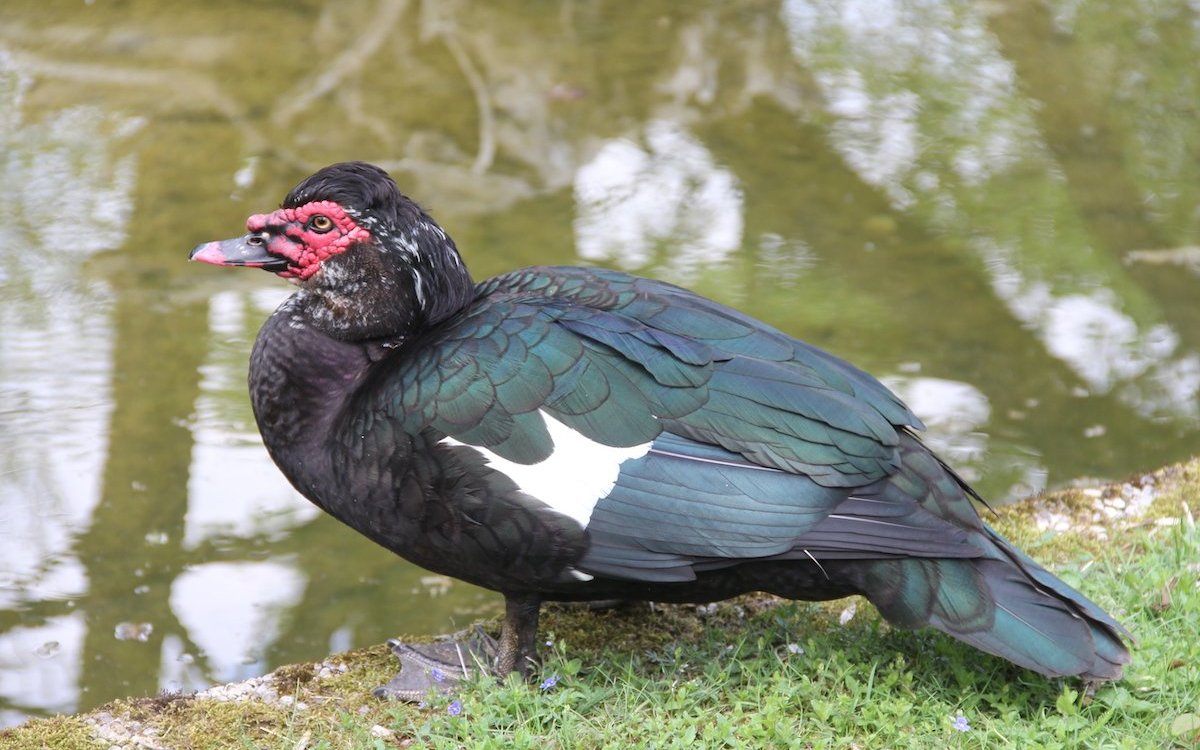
xmin=495 ymin=594 xmax=542 ymax=678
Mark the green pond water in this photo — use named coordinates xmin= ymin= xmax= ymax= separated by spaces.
xmin=1 ymin=0 xmax=1198 ymax=726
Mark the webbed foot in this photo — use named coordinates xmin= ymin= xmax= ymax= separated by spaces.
xmin=374 ymin=594 xmax=544 ymax=699
xmin=373 ymin=626 xmax=497 ymax=701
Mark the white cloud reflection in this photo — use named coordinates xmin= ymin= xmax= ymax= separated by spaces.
xmin=169 ymin=561 xmax=306 ymax=684
xmin=0 ymin=613 xmax=86 ymax=718
xmin=782 ymin=0 xmax=1034 ymax=209
xmin=573 ymin=120 xmax=743 ymax=279
xmin=881 ymin=376 xmax=990 ymax=467
xmin=983 ymin=241 xmax=1200 ymax=415
xmin=883 ymin=374 xmax=1047 ymax=497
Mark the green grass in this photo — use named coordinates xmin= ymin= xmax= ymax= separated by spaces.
xmin=3 ymin=459 xmax=1199 ymax=749
xmin=401 ymin=513 xmax=1199 ymax=749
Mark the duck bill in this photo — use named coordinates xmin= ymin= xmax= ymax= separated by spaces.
xmin=189 ymin=236 xmax=290 ymax=272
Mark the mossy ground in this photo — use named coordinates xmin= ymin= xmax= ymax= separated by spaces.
xmin=3 ymin=459 xmax=1198 ymax=749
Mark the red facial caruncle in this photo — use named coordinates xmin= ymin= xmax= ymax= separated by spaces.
xmin=247 ymin=200 xmax=372 ymax=280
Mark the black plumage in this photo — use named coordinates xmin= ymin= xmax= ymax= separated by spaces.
xmin=190 ymin=161 xmax=1130 ymax=686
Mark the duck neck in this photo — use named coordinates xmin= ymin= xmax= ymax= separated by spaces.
xmin=248 ymin=295 xmax=376 ymax=502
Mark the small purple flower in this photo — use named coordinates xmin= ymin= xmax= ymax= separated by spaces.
xmin=447 ymin=699 xmax=462 ymax=716
xmin=430 ymin=667 xmax=445 ymax=683
xmin=539 ymin=675 xmax=559 ymax=690
xmin=952 ymin=714 xmax=971 ymax=732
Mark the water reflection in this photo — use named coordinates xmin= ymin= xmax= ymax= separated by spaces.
xmin=186 ymin=289 xmax=318 ymax=549
xmin=783 ymin=0 xmax=1200 ymax=419
xmin=574 ymin=120 xmax=744 ymax=279
xmin=0 ymin=48 xmax=139 ymax=725
xmin=0 ymin=614 xmax=85 ymax=721
xmin=170 ymin=561 xmax=306 ymax=685
xmin=882 ymin=376 xmax=991 ymax=462
xmin=1 ymin=0 xmax=1198 ymax=729
xmin=984 ymin=246 xmax=1200 ymax=416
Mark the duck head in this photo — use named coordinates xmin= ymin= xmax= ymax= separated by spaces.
xmin=191 ymin=161 xmax=474 ymax=341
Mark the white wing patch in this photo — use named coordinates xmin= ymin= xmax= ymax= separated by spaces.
xmin=440 ymin=411 xmax=653 ymax=529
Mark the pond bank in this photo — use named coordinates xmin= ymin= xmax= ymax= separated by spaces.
xmin=4 ymin=458 xmax=1198 ymax=749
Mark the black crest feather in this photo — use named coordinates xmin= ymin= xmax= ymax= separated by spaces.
xmin=283 ymin=161 xmax=427 ymax=228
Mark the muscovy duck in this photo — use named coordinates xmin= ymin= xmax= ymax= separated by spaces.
xmin=190 ymin=161 xmax=1129 ymax=692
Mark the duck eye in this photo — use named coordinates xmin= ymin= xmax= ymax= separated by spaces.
xmin=308 ymin=215 xmax=334 ymax=233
